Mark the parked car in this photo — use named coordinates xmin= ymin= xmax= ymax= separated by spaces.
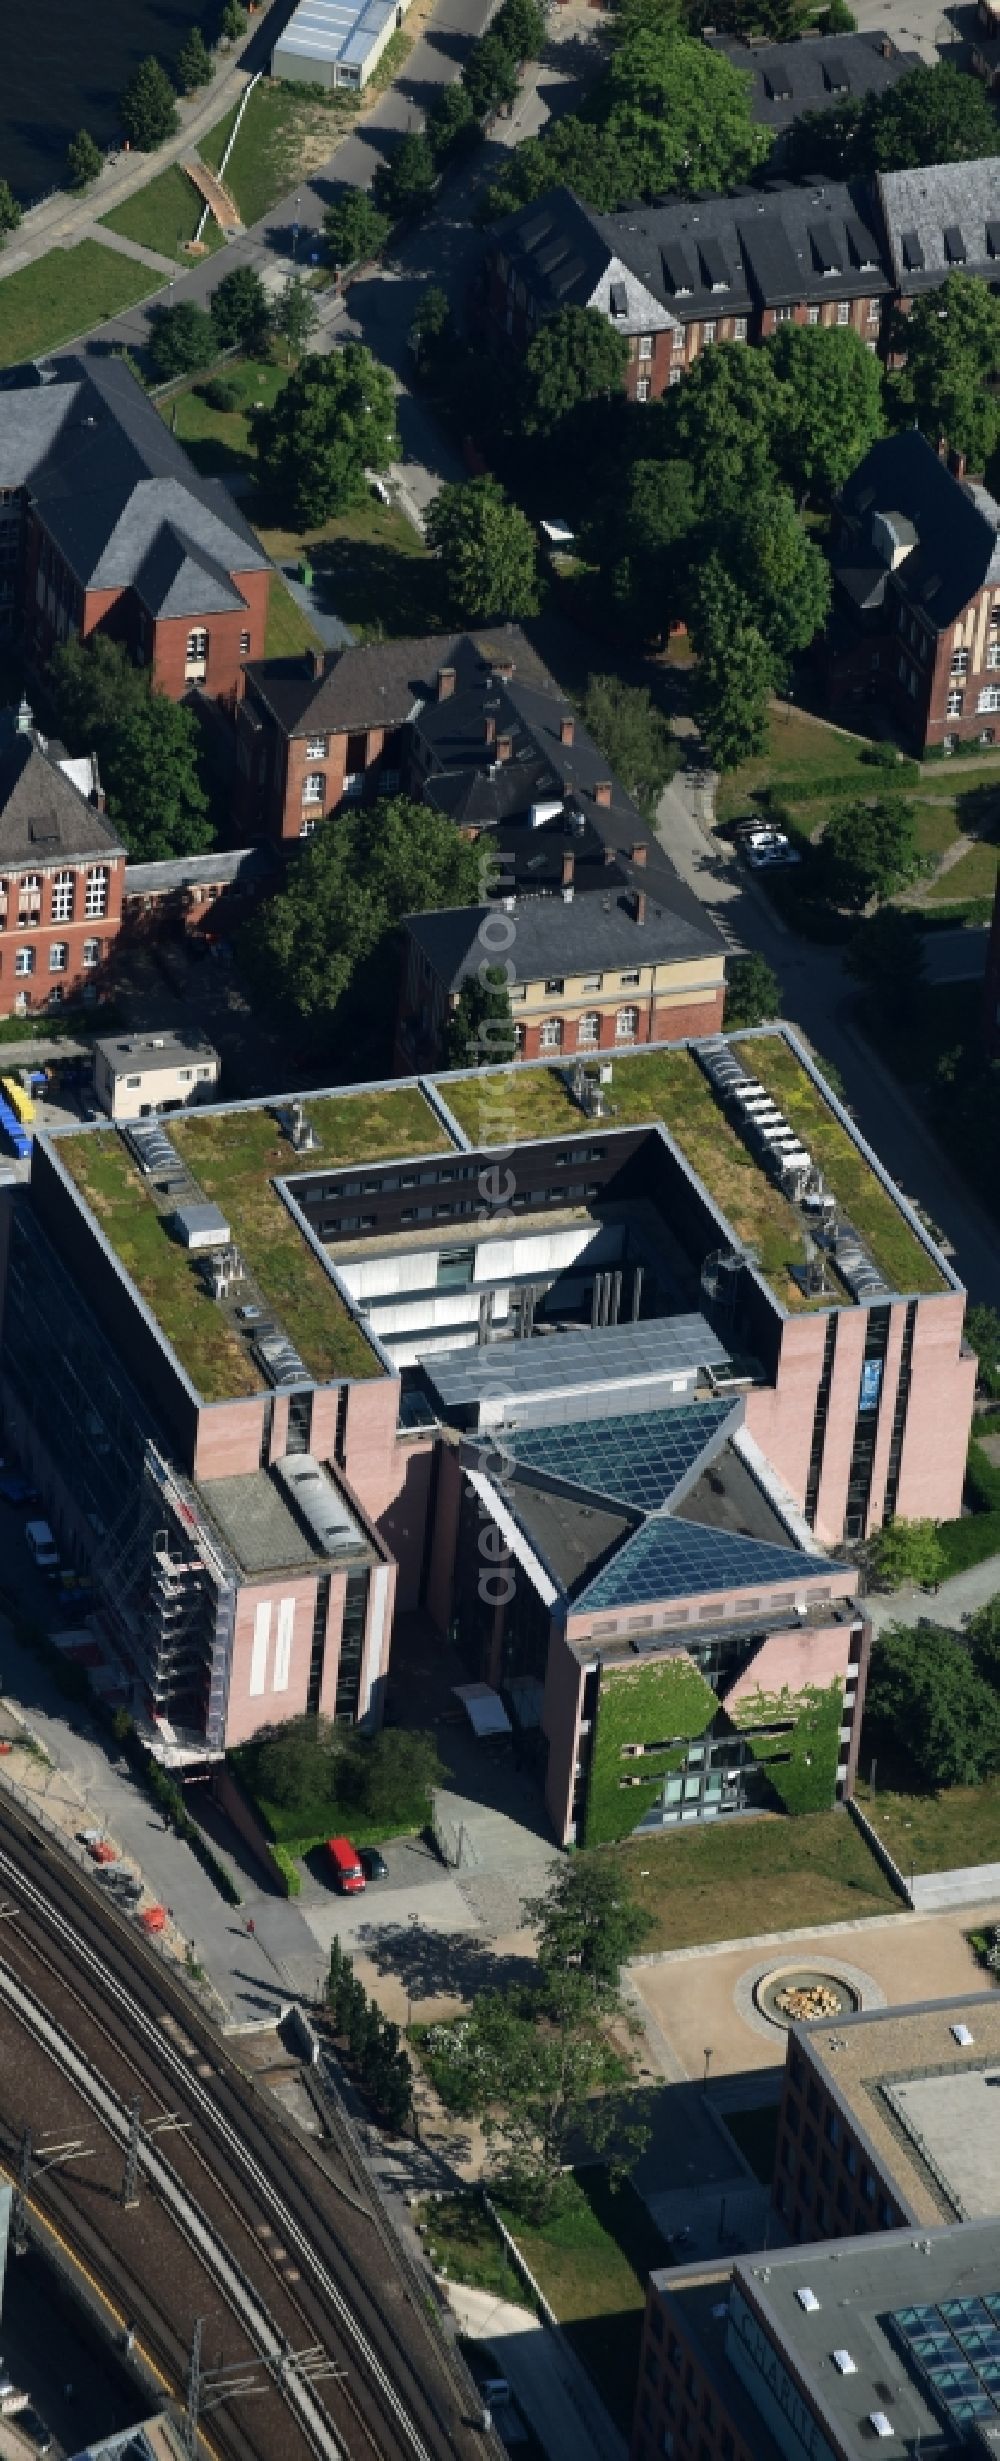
xmin=19 ymin=2411 xmax=53 ymax=2453
xmin=326 ymin=1836 xmax=365 ymax=1894
xmin=741 ymin=830 xmax=801 ymax=871
xmin=359 ymin=1847 xmax=389 ymax=1883
xmin=0 ymin=1472 xmax=38 ymax=1506
xmin=24 ymin=1519 xmax=60 ymax=1574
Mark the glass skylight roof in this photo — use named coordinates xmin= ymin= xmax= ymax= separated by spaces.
xmin=892 ymin=2300 xmax=1000 ymax=2428
xmin=577 ymin=1517 xmax=836 ymax=1609
xmin=504 ymin=1403 xmax=734 ymax=1513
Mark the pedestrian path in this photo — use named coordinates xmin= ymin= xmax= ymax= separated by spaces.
xmin=443 ymin=2281 xmax=627 ymax=2461
xmin=80 ymin=220 xmax=180 ymax=277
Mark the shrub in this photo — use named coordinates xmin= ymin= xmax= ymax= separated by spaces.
xmin=200 ymin=377 xmax=240 ymax=411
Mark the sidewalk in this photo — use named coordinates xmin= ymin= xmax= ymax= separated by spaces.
xmin=442 ymin=2281 xmax=628 ymax=2461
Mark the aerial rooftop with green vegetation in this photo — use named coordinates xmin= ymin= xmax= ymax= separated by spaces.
xmin=55 ymin=1084 xmax=449 ymax=1401
xmin=51 ymin=1035 xmax=945 ymax=1395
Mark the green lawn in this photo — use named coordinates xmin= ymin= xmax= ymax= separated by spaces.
xmin=100 ymin=164 xmax=227 ymax=265
xmin=616 ymin=1811 xmax=897 ymax=1950
xmin=257 ymin=500 xmax=441 ymax=642
xmin=925 ymin=840 xmax=1000 ymax=903
xmin=57 ymin=1131 xmax=258 ymax=1400
xmin=496 ymin=2174 xmax=670 ymax=2433
xmin=0 ymin=242 xmax=164 ymax=369
xmin=855 ymin=1779 xmax=1000 ymax=1876
xmin=265 ymin=575 xmax=323 ymax=659
xmin=715 ymin=710 xmax=902 ymax=827
xmin=165 ymin=356 xmax=291 ymax=478
xmin=416 ymin=2195 xmax=533 ymax=2306
xmin=440 ymin=1066 xmax=584 ymax=1146
xmin=201 ymin=82 xmax=358 ymax=227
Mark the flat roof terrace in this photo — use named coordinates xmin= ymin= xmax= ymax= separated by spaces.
xmin=435 ymin=1036 xmax=948 ymax=1308
xmin=55 ymin=1085 xmax=448 ymax=1402
xmin=804 ymin=1994 xmax=1000 ymax=2226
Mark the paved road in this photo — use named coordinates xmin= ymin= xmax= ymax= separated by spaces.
xmin=443 ymin=2282 xmax=627 ymax=2461
xmin=923 ymin=925 xmax=989 ymax=986
xmin=656 ymin=773 xmax=1000 ymax=1307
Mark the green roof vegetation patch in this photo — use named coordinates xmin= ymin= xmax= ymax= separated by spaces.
xmin=58 ymin=1130 xmax=258 ymax=1401
xmin=584 ymin=1653 xmax=719 ymax=1847
xmin=436 ymin=1066 xmax=582 ymax=1145
xmin=733 ymin=1036 xmax=946 ymax=1295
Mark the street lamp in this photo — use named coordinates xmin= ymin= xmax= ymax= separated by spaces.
xmin=703 ymin=2045 xmax=713 ymax=2090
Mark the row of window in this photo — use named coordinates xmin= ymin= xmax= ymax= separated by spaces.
xmin=0 ymin=867 xmax=110 ymax=925
xmin=516 ymin=967 xmax=643 ymax=999
xmin=946 ymin=684 xmax=1000 ymax=717
xmin=3 ymin=939 xmax=103 ymax=977
xmin=184 ymin=626 xmax=251 ymax=682
xmin=535 ymin=1009 xmax=640 ymax=1049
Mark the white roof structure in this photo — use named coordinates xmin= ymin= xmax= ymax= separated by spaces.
xmin=273 ymin=0 xmax=400 ymax=78
xmin=453 ymin=1684 xmax=512 ymax=1739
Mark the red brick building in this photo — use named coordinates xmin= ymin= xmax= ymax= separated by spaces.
xmin=0 ymin=353 xmax=272 ymax=704
xmin=826 ymin=429 xmax=1000 ymax=753
xmin=479 ymin=179 xmax=891 ymax=398
xmin=0 ymin=709 xmax=125 ymax=1015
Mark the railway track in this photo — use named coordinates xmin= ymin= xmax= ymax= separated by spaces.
xmin=0 ymin=1792 xmax=495 ymax=2461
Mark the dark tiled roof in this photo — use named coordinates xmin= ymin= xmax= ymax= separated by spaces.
xmin=404 ymin=883 xmax=722 ymax=984
xmin=496 ymin=178 xmax=890 ymax=323
xmin=245 ymin=626 xmax=553 ymax=736
xmin=706 ymin=29 xmax=919 ymax=130
xmin=0 ymin=353 xmax=269 ymax=591
xmin=878 ymin=158 xmax=1000 ymax=293
xmin=124 ymin=845 xmax=279 ymax=896
xmin=833 ymin=429 xmax=1000 ymax=631
xmin=0 ymin=734 xmax=124 ymax=866
xmin=132 ymin=524 xmax=250 ymax=620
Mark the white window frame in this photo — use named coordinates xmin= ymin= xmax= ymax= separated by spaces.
xmin=48 ymin=942 xmax=68 ymax=973
xmin=14 ymin=947 xmax=34 ymax=976
xmin=302 ymin=773 xmax=324 ymax=805
xmin=305 ymin=736 xmax=328 ymax=760
xmin=635 ymin=378 xmax=650 ymax=402
xmin=82 ymin=938 xmax=101 ymax=969
xmin=185 ymin=628 xmax=208 ymax=681
xmin=239 ymin=629 xmax=251 ymax=656
xmin=577 ymin=1012 xmax=600 ymax=1046
xmin=836 ymin=301 xmax=850 ymax=326
xmin=946 ymin=688 xmax=964 ymax=717
xmin=619 ymin=968 xmax=641 ymax=989
xmin=977 ymin=684 xmax=1000 ymax=713
xmin=733 ymin=317 xmax=747 ymax=341
xmin=539 ymin=1017 xmax=563 ymax=1050
xmin=85 ymin=867 xmax=108 ymax=919
xmin=51 ymin=870 xmax=74 ymax=923
xmin=951 ymin=648 xmax=969 ymax=676
xmin=702 ymin=320 xmax=717 ymax=345
xmin=299 ymin=817 xmax=318 ymax=838
xmin=615 ymin=1006 xmax=639 ymax=1041
xmin=638 ymin=333 xmax=653 ymax=360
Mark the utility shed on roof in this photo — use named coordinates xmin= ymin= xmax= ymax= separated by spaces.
xmin=272 ymin=0 xmax=411 ymax=89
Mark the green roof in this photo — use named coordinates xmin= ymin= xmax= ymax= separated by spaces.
xmin=58 ymin=1084 xmax=449 ymax=1402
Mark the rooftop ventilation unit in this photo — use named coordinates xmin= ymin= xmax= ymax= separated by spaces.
xmin=951 ymin=2022 xmax=974 ymax=2046
xmin=287 ymin=1099 xmax=318 ymax=1154
xmin=868 ymin=2416 xmax=894 ymax=2440
xmin=796 ymin=2287 xmax=820 ymax=2313
xmin=832 ymin=2350 xmax=857 ymax=2375
xmin=273 ymin=1453 xmax=361 ymax=1555
xmin=171 ymin=1202 xmax=231 ymax=1252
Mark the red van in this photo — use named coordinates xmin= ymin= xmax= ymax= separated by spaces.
xmin=327 ymin=1836 xmax=365 ymax=1893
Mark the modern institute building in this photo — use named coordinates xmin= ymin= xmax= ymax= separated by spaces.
xmin=0 ymin=1033 xmax=972 ymax=1833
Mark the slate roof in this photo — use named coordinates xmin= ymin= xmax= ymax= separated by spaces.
xmin=405 ymin=884 xmax=721 ymax=984
xmin=706 ymin=28 xmax=918 ymax=131
xmin=124 ymin=846 xmax=279 ymax=896
xmin=0 ymin=734 xmax=124 ymax=866
xmin=0 ymin=353 xmax=269 ymax=596
xmin=131 ymin=524 xmax=250 ymax=621
xmin=833 ymin=429 xmax=1000 ymax=631
xmin=877 ymin=157 xmax=1000 ymax=293
xmin=245 ymin=626 xmax=554 ymax=736
xmin=494 ymin=178 xmax=891 ymax=327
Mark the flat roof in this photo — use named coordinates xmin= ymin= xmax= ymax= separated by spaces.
xmin=95 ymin=1031 xmax=219 ymax=1075
xmin=198 ymin=1463 xmax=368 ymax=1576
xmin=724 ymin=2220 xmax=1000 ymax=2455
xmin=273 ymin=0 xmax=393 ymax=67
xmin=425 ymin=1315 xmax=730 ymax=1425
xmin=42 ymin=1031 xmax=955 ymax=1409
xmin=800 ymin=1994 xmax=1000 ymax=2226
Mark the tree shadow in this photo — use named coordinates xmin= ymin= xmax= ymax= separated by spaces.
xmin=954 ymin=781 xmax=1000 ymax=840
xmin=307 ymin=537 xmax=445 ymax=637
xmin=354 ymin=1920 xmax=537 ymax=2003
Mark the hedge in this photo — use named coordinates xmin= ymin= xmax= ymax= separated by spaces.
xmin=730 ymin=1681 xmax=844 ymax=1815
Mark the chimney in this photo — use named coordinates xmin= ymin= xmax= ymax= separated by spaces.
xmin=937 ymin=435 xmax=949 ymax=461
xmin=437 ymin=665 xmax=456 ymax=700
xmin=485 ymin=714 xmax=496 ymax=747
xmin=950 ymin=445 xmax=968 ymax=481
xmin=497 ymin=732 xmax=513 ymax=762
xmin=595 ymin=780 xmax=613 ymax=808
xmin=880 ymin=33 xmax=894 ymax=55
xmin=635 ymin=889 xmax=647 ymax=926
xmin=307 ymin=648 xmax=324 ymax=680
xmin=603 ymin=843 xmax=616 ymax=867
xmin=560 ymin=714 xmax=575 ymax=746
xmin=561 ymin=851 xmax=575 ymax=887
xmin=631 ymin=839 xmax=648 ymax=868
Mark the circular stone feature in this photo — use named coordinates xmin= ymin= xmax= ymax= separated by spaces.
xmin=755 ymin=1968 xmax=860 ymax=2029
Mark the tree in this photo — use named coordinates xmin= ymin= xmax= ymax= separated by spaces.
xmin=409 ymin=287 xmax=453 ymax=369
xmin=725 ymin=952 xmax=781 ymax=1028
xmin=462 ymin=32 xmax=521 ymax=116
xmin=426 ymin=477 xmax=538 ymax=621
xmin=520 ymin=306 xmax=628 ymax=436
xmin=853 ymin=60 xmax=1000 ymax=173
xmin=689 ymin=563 xmax=776 ymax=770
xmin=346 ymin=1730 xmax=444 ymax=1827
xmin=494 ymin=0 xmax=547 ymax=56
xmin=726 ymin=489 xmax=831 ymax=670
xmin=67 ymin=129 xmax=103 ymax=190
xmin=373 ymin=133 xmax=437 ymax=220
xmin=177 ymin=26 xmax=213 ymax=88
xmin=845 ymin=905 xmax=925 ymax=1025
xmin=768 ymin=322 xmax=884 ymax=502
xmin=241 ymin=795 xmax=481 ymax=1020
xmin=590 ymin=459 xmax=698 ymax=642
xmin=580 ymin=676 xmax=677 ymax=820
xmin=967 ymin=1306 xmax=1000 ymax=1400
xmin=240 ymin=1712 xmax=339 ymax=1811
xmin=863 ymin=1619 xmax=1000 ymax=1788
xmin=120 ymin=56 xmax=179 ymax=150
xmin=148 ymin=300 xmax=217 ymax=379
xmin=49 ymin=637 xmax=212 ymax=863
xmin=664 ymin=345 xmax=784 ymax=518
xmin=443 ymin=967 xmax=518 ymax=1068
xmin=968 ymin=1595 xmax=1000 ymax=1692
xmin=819 ymin=796 xmax=922 ymax=911
xmin=274 ymin=273 xmax=318 ymax=364
xmin=426 ymin=80 xmax=478 ymax=161
xmin=323 ymin=188 xmax=391 ymax=268
xmin=864 ymin=1518 xmax=946 ymax=1591
xmin=220 ymin=0 xmax=248 ymax=35
xmin=254 ymin=345 xmax=399 ymax=527
xmin=890 ymin=273 xmax=1000 ymax=472
xmin=601 ymin=20 xmax=771 ymax=202
xmin=210 ymin=264 xmax=270 ymax=351
xmin=426 ymin=1985 xmax=647 ymax=2216
xmin=0 ymin=183 xmax=22 ymax=246
xmin=523 ymin=1856 xmax=652 ymax=2007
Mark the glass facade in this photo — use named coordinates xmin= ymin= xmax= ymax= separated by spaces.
xmin=2 ymin=1208 xmax=153 ymax=1546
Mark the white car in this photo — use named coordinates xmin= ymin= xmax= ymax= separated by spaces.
xmin=742 ymin=831 xmax=802 ymax=871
